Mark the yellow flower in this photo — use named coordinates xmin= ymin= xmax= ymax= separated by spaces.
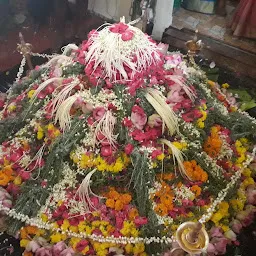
xmin=222 ymin=83 xmax=230 ymax=89
xmin=242 ymin=177 xmax=254 ymax=188
xmin=61 ymin=219 xmax=70 ymax=231
xmin=220 ymin=225 xmax=229 ymax=232
xmin=211 ymin=212 xmax=223 ymax=224
xmin=20 ymin=239 xmax=30 ymax=248
xmin=14 ymin=176 xmax=22 ymax=185
xmin=230 ymin=199 xmax=244 ymax=212
xmin=37 ymin=126 xmax=44 ymax=140
xmin=125 ymin=244 xmax=133 ymax=254
xmin=133 ymin=243 xmax=145 ymax=254
xmin=243 ymin=168 xmax=251 ymax=177
xmin=197 ymin=120 xmax=205 ymax=129
xmin=7 ymin=103 xmax=16 ymax=112
xmin=69 ymin=237 xmax=81 ymax=247
xmin=157 ymin=153 xmax=165 ymax=161
xmin=78 ymin=221 xmax=87 ymax=232
xmin=28 ymin=90 xmax=36 ymax=99
xmin=41 ymin=213 xmax=48 ymax=223
xmin=69 ymin=225 xmax=79 ymax=233
xmin=50 ymin=233 xmax=62 ymax=243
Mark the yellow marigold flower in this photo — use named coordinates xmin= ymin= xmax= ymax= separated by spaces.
xmin=230 ymin=199 xmax=244 ymax=212
xmin=197 ymin=120 xmax=205 ymax=129
xmin=208 ymin=80 xmax=216 ymax=87
xmin=52 ymin=222 xmax=59 ymax=229
xmin=7 ymin=103 xmax=16 ymax=112
xmin=37 ymin=126 xmax=44 ymax=140
xmin=97 ymin=250 xmax=108 ymax=256
xmin=41 ymin=213 xmax=48 ymax=223
xmin=69 ymin=225 xmax=78 ymax=233
xmin=211 ymin=212 xmax=223 ymax=224
xmin=61 ymin=219 xmax=70 ymax=231
xmin=222 ymin=83 xmax=230 ymax=89
xmin=242 ymin=177 xmax=254 ymax=188
xmin=69 ymin=237 xmax=81 ymax=247
xmin=240 ymin=138 xmax=248 ymax=144
xmin=50 ymin=232 xmax=62 ymax=244
xmin=220 ymin=225 xmax=229 ymax=232
xmin=157 ymin=153 xmax=165 ymax=161
xmin=27 ymin=90 xmax=36 ymax=99
xmin=20 ymin=239 xmax=30 ymax=248
xmin=14 ymin=176 xmax=22 ymax=185
xmin=133 ymin=243 xmax=145 ymax=254
xmin=78 ymin=221 xmax=87 ymax=232
xmin=125 ymin=244 xmax=133 ymax=254
xmin=243 ymin=168 xmax=251 ymax=177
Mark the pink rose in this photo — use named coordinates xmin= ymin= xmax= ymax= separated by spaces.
xmin=131 ymin=105 xmax=147 ymax=130
xmin=93 ymin=107 xmax=106 ymax=121
xmin=100 ymin=146 xmax=113 ymax=157
xmin=26 ymin=240 xmax=41 ymax=253
xmin=214 ymin=238 xmax=228 ymax=254
xmin=60 ymin=248 xmax=75 ymax=256
xmin=210 ymin=227 xmax=223 ymax=238
xmin=207 ymin=243 xmax=216 ymax=254
xmin=52 ymin=242 xmax=67 ymax=255
xmin=246 ymin=186 xmax=256 ymax=205
xmin=148 ymin=114 xmax=162 ymax=128
xmin=134 ymin=216 xmax=148 ymax=227
xmin=35 ymin=247 xmax=52 ymax=256
xmin=124 ymin=144 xmax=134 ymax=155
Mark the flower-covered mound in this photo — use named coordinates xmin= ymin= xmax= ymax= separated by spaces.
xmin=0 ymin=21 xmax=255 ymax=256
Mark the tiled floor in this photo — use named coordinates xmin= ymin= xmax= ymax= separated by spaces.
xmin=172 ymin=4 xmax=256 ymax=54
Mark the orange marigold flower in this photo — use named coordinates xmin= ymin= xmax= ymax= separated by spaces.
xmin=26 ymin=226 xmax=38 ymax=235
xmin=183 ymin=160 xmax=208 ymax=182
xmin=108 ymin=189 xmax=120 ymax=200
xmin=191 ymin=185 xmax=202 ymax=197
xmin=120 ymin=194 xmax=132 ymax=205
xmin=155 ymin=203 xmax=168 ymax=216
xmin=106 ymin=198 xmax=115 ymax=208
xmin=160 ymin=194 xmax=174 ymax=210
xmin=0 ymin=172 xmax=11 ymax=186
xmin=23 ymin=252 xmax=33 ymax=256
xmin=114 ymin=200 xmax=124 ymax=211
xmin=129 ymin=208 xmax=139 ymax=220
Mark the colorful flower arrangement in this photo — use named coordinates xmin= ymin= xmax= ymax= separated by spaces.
xmin=0 ymin=21 xmax=255 ymax=256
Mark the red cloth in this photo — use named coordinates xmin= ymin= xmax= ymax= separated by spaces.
xmin=230 ymin=0 xmax=256 ymax=39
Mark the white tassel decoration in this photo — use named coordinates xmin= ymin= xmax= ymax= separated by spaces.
xmin=92 ymin=110 xmax=117 ymax=148
xmin=61 ymin=44 xmax=79 ymax=56
xmin=50 ymin=79 xmax=81 ymax=117
xmin=145 ymin=88 xmax=179 ymax=135
xmin=31 ymin=77 xmax=63 ymax=102
xmin=54 ymin=95 xmax=78 ymax=131
xmin=160 ymin=139 xmax=190 ymax=179
xmin=41 ymin=55 xmax=72 ymax=69
xmin=85 ymin=22 xmax=161 ymax=82
xmin=76 ymin=169 xmax=101 ymax=212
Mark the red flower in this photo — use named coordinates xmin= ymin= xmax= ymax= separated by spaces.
xmin=134 ymin=216 xmax=148 ymax=227
xmin=93 ymin=107 xmax=106 ymax=121
xmin=122 ymin=117 xmax=133 ymax=127
xmin=76 ymin=240 xmax=89 ymax=252
xmin=131 ymin=105 xmax=147 ymax=130
xmin=101 ymin=146 xmax=113 ymax=157
xmin=151 ymin=149 xmax=162 ymax=159
xmin=124 ymin=144 xmax=134 ymax=155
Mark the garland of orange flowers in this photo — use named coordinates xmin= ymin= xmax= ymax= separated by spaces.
xmin=203 ymin=126 xmax=223 ymax=158
xmin=105 ymin=187 xmax=132 ymax=211
xmin=183 ymin=160 xmax=208 ymax=182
